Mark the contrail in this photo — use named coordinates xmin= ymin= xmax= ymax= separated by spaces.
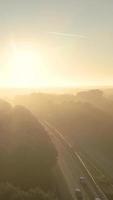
xmin=48 ymin=32 xmax=87 ymax=39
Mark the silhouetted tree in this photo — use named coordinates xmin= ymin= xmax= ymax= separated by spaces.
xmin=0 ymin=101 xmax=57 ymax=191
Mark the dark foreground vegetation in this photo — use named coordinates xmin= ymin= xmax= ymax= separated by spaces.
xmin=0 ymin=99 xmax=57 ymax=199
xmin=0 ymin=182 xmax=56 ymax=200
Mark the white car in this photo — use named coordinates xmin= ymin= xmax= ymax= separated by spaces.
xmin=75 ymin=188 xmax=83 ymax=200
xmin=80 ymin=176 xmax=87 ymax=185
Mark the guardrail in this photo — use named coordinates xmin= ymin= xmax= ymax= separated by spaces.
xmin=42 ymin=120 xmax=109 ymax=200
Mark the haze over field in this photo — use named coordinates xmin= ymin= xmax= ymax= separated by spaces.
xmin=0 ymin=0 xmax=113 ymax=200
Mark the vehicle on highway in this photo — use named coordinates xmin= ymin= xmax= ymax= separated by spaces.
xmin=80 ymin=176 xmax=87 ymax=186
xmin=75 ymin=188 xmax=83 ymax=200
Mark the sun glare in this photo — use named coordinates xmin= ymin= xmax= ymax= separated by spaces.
xmin=7 ymin=44 xmax=44 ymax=88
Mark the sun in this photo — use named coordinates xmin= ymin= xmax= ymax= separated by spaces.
xmin=7 ymin=43 xmax=43 ymax=88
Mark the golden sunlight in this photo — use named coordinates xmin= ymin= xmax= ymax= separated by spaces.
xmin=7 ymin=43 xmax=45 ymax=88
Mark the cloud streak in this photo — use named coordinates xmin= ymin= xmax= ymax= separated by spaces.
xmin=48 ymin=32 xmax=87 ymax=39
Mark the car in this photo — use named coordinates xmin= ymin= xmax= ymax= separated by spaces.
xmin=75 ymin=188 xmax=83 ymax=200
xmin=80 ymin=176 xmax=87 ymax=186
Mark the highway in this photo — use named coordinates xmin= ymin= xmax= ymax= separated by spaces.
xmin=41 ymin=120 xmax=108 ymax=200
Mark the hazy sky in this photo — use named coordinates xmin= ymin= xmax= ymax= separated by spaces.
xmin=0 ymin=0 xmax=113 ymax=88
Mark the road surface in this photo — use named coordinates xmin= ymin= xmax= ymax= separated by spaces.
xmin=41 ymin=120 xmax=97 ymax=200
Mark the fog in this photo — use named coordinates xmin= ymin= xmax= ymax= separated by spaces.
xmin=0 ymin=88 xmax=113 ymax=199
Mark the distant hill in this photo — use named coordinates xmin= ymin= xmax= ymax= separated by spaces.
xmin=14 ymin=91 xmax=113 ymax=161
